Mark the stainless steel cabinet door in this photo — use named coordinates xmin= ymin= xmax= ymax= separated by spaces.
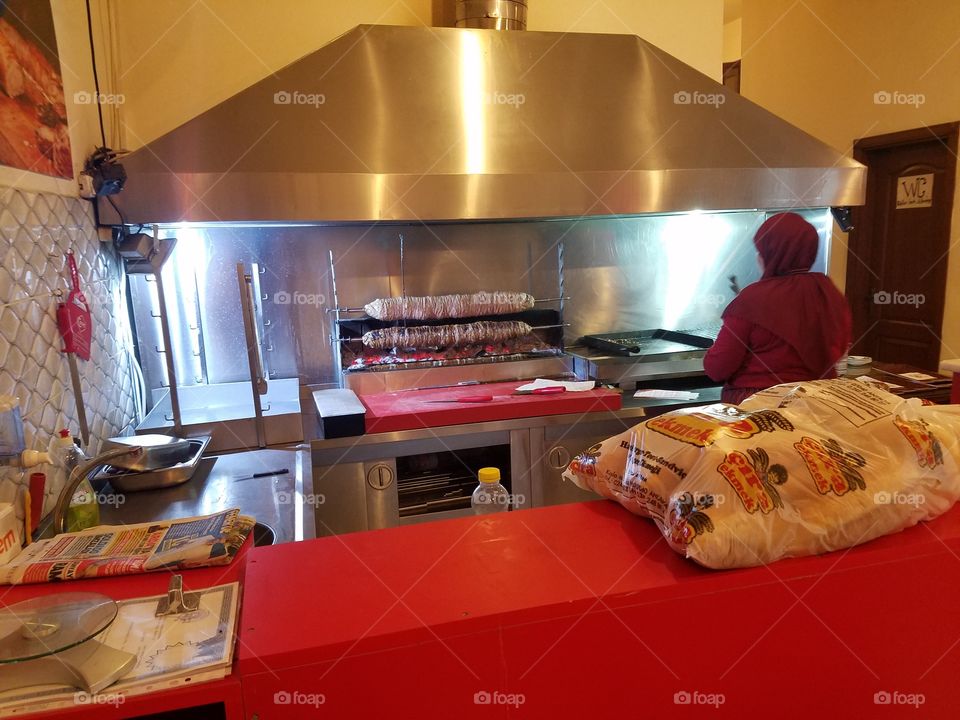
xmin=530 ymin=418 xmax=633 ymax=507
xmin=312 ymin=459 xmax=398 ymax=537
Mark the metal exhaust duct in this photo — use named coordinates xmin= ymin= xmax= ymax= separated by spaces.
xmin=456 ymin=0 xmax=527 ymax=30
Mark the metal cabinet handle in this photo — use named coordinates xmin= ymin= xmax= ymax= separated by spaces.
xmin=367 ymin=464 xmax=395 ymax=490
xmin=547 ymin=446 xmax=571 ymax=471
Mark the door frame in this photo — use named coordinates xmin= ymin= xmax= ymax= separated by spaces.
xmin=846 ymin=121 xmax=959 ymax=359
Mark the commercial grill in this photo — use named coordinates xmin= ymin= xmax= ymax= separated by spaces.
xmin=569 ymin=325 xmax=721 ymax=389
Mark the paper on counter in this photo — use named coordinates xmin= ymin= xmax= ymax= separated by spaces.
xmin=856 ymin=376 xmax=902 ymax=390
xmin=515 ymin=378 xmax=597 ymax=393
xmin=0 ymin=504 xmax=20 ymax=565
xmin=898 ymin=371 xmax=937 ymax=381
xmin=633 ymin=389 xmax=700 ymax=400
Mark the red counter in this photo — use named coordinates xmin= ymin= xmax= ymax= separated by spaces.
xmin=8 ymin=501 xmax=960 ymax=718
xmin=239 ymin=502 xmax=960 ymax=719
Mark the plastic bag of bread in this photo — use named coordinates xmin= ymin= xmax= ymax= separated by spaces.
xmin=563 ymin=379 xmax=960 ymax=569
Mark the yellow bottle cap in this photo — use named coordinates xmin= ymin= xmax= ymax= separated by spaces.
xmin=478 ymin=467 xmax=501 ymax=484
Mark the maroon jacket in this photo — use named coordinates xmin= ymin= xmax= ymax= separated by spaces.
xmin=704 ymin=315 xmax=840 ymax=404
xmin=703 ymin=213 xmax=851 ymax=404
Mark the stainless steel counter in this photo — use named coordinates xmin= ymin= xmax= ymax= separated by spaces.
xmin=98 ymin=448 xmax=313 ymax=544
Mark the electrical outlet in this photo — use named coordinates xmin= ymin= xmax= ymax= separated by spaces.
xmin=78 ymin=172 xmax=96 ymax=199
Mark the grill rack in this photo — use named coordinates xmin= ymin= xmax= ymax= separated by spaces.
xmin=328 ymin=234 xmax=566 ymax=377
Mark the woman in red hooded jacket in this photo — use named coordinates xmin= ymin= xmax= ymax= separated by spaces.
xmin=703 ymin=212 xmax=852 ymax=404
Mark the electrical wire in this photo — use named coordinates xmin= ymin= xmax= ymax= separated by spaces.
xmin=83 ymin=2 xmax=144 ymax=423
xmin=84 ymin=0 xmax=107 ymax=149
xmin=106 ymin=192 xmax=127 ymax=227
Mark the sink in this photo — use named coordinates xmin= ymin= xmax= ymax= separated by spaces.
xmin=252 ymin=522 xmax=276 ymax=547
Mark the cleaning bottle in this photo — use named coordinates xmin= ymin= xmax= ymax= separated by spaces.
xmin=51 ymin=429 xmax=99 ymax=532
xmin=471 ymin=467 xmax=509 ymax=515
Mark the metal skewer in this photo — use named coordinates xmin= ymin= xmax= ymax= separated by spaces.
xmin=336 ymin=322 xmax=570 ymax=342
xmin=327 ymin=297 xmax=571 ymax=314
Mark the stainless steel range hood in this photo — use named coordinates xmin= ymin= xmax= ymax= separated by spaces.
xmin=102 ymin=24 xmax=865 ymax=226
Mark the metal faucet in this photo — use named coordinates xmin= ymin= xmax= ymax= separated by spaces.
xmin=53 ymin=447 xmax=143 ymax=534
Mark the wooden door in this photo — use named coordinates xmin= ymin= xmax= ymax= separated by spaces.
xmin=846 ymin=123 xmax=958 ymax=369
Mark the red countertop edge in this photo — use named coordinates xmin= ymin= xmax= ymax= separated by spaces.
xmin=361 ymin=382 xmax=622 ymax=433
xmin=0 ymin=538 xmax=251 ymax=719
xmin=237 ymin=500 xmax=960 ymax=678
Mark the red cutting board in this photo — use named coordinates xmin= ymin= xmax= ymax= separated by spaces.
xmin=362 ymin=381 xmax=622 ymax=433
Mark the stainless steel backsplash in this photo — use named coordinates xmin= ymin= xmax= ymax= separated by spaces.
xmin=558 ymin=209 xmax=831 ymax=338
xmin=132 ymin=209 xmax=831 ymax=399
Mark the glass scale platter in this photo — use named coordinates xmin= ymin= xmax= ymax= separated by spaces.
xmin=0 ymin=593 xmax=136 ymax=695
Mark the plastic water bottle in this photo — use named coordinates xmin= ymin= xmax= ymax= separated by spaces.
xmin=471 ymin=467 xmax=509 ymax=515
xmin=50 ymin=429 xmax=99 ymax=532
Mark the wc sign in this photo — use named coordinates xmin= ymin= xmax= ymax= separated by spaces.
xmin=896 ymin=173 xmax=934 ymax=209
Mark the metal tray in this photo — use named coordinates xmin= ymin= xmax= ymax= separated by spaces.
xmin=91 ymin=436 xmax=211 ymax=493
xmin=580 ymin=329 xmax=715 ymax=357
xmin=100 ymin=434 xmax=194 ymax=471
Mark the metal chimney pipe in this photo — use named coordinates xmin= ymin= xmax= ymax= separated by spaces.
xmin=456 ymin=0 xmax=527 ymax=30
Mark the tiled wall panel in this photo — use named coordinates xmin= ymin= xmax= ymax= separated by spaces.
xmin=0 ymin=186 xmax=137 ymax=530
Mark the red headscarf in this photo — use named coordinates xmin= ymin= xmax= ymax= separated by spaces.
xmin=723 ymin=213 xmax=851 ymax=376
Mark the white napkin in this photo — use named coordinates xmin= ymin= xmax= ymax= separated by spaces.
xmin=633 ymin=389 xmax=700 ymax=400
xmin=514 ymin=378 xmax=596 ymax=393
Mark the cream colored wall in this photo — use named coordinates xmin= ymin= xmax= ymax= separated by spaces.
xmin=109 ymin=0 xmax=432 ymax=150
xmin=99 ymin=0 xmax=723 ymax=150
xmin=741 ymin=0 xmax=960 ymax=363
xmin=723 ymin=18 xmax=741 ymax=63
xmin=528 ymin=0 xmax=723 ymax=81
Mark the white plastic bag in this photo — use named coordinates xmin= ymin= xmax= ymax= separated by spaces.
xmin=564 ymin=380 xmax=960 ymax=569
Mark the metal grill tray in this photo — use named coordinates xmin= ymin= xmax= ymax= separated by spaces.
xmin=581 ymin=329 xmax=715 ymax=357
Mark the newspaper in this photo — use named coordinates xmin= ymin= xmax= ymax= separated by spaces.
xmin=0 ymin=509 xmax=253 ymax=585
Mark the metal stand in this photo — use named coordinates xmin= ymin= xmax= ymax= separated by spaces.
xmin=237 ymin=263 xmax=269 ymax=448
xmin=153 ymin=271 xmax=183 ymax=437
xmin=328 ymin=249 xmax=344 ymax=382
xmin=156 ymin=575 xmax=201 ymax=616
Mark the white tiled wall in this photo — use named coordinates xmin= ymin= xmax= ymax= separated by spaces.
xmin=0 ymin=185 xmax=138 ymax=528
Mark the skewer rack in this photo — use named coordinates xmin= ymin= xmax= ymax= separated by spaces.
xmin=326 ymin=234 xmax=567 ymax=377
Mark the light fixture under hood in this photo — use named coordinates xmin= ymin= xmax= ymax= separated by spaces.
xmin=100 ymin=24 xmax=866 ymax=226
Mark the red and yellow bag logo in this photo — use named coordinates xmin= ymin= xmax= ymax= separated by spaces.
xmin=667 ymin=493 xmax=716 ymax=545
xmin=647 ymin=407 xmax=793 ymax=448
xmin=568 ymin=442 xmax=603 ymax=477
xmin=893 ymin=416 xmax=944 ymax=469
xmin=717 ymin=448 xmax=788 ymax=514
xmin=794 ymin=437 xmax=866 ymax=496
